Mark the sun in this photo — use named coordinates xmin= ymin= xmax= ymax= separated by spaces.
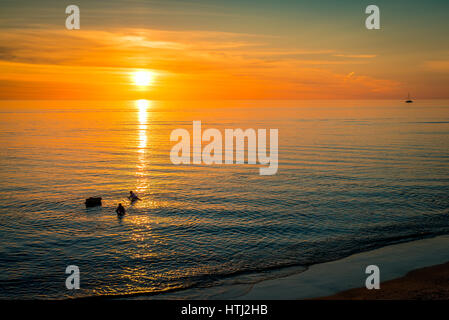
xmin=132 ymin=70 xmax=154 ymax=87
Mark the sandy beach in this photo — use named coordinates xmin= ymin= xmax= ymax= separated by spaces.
xmin=318 ymin=261 xmax=449 ymax=300
xmin=236 ymin=235 xmax=449 ymax=300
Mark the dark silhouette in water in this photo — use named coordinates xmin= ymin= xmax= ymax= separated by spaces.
xmin=85 ymin=197 xmax=102 ymax=208
xmin=405 ymin=93 xmax=413 ymax=103
xmin=128 ymin=191 xmax=140 ymax=202
xmin=116 ymin=203 xmax=125 ymax=216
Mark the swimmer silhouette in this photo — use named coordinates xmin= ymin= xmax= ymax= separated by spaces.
xmin=116 ymin=203 xmax=125 ymax=216
xmin=128 ymin=191 xmax=140 ymax=202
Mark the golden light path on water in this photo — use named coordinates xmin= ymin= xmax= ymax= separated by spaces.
xmin=136 ymin=99 xmax=150 ymax=196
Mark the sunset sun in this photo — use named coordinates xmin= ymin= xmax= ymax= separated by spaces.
xmin=132 ymin=70 xmax=155 ymax=87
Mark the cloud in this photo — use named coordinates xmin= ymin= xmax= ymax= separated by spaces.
xmin=0 ymin=27 xmax=401 ymax=99
xmin=333 ymin=54 xmax=377 ymax=59
xmin=423 ymin=60 xmax=449 ymax=72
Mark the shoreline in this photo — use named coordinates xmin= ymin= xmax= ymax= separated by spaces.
xmin=145 ymin=234 xmax=449 ymax=300
xmin=317 ymin=261 xmax=449 ymax=300
xmin=236 ymin=234 xmax=449 ymax=300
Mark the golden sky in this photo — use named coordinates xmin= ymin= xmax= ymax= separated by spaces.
xmin=0 ymin=0 xmax=448 ymax=100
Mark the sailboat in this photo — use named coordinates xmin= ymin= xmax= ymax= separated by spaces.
xmin=405 ymin=93 xmax=413 ymax=103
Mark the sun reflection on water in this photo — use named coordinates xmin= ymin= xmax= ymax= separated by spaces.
xmin=135 ymin=99 xmax=151 ymax=196
xmin=137 ymin=99 xmax=149 ymax=125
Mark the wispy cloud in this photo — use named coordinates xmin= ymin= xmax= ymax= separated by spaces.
xmin=0 ymin=27 xmax=401 ymax=99
xmin=333 ymin=54 xmax=377 ymax=59
xmin=423 ymin=60 xmax=449 ymax=72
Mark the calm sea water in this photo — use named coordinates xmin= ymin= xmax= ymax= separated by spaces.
xmin=0 ymin=100 xmax=448 ymax=299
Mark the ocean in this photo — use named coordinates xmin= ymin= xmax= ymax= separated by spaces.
xmin=0 ymin=99 xmax=448 ymax=299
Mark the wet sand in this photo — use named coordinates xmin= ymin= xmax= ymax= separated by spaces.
xmin=232 ymin=234 xmax=449 ymax=300
xmin=318 ymin=261 xmax=449 ymax=300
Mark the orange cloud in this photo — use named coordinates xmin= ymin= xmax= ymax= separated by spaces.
xmin=333 ymin=54 xmax=377 ymax=59
xmin=0 ymin=28 xmax=401 ymax=100
xmin=423 ymin=60 xmax=449 ymax=72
